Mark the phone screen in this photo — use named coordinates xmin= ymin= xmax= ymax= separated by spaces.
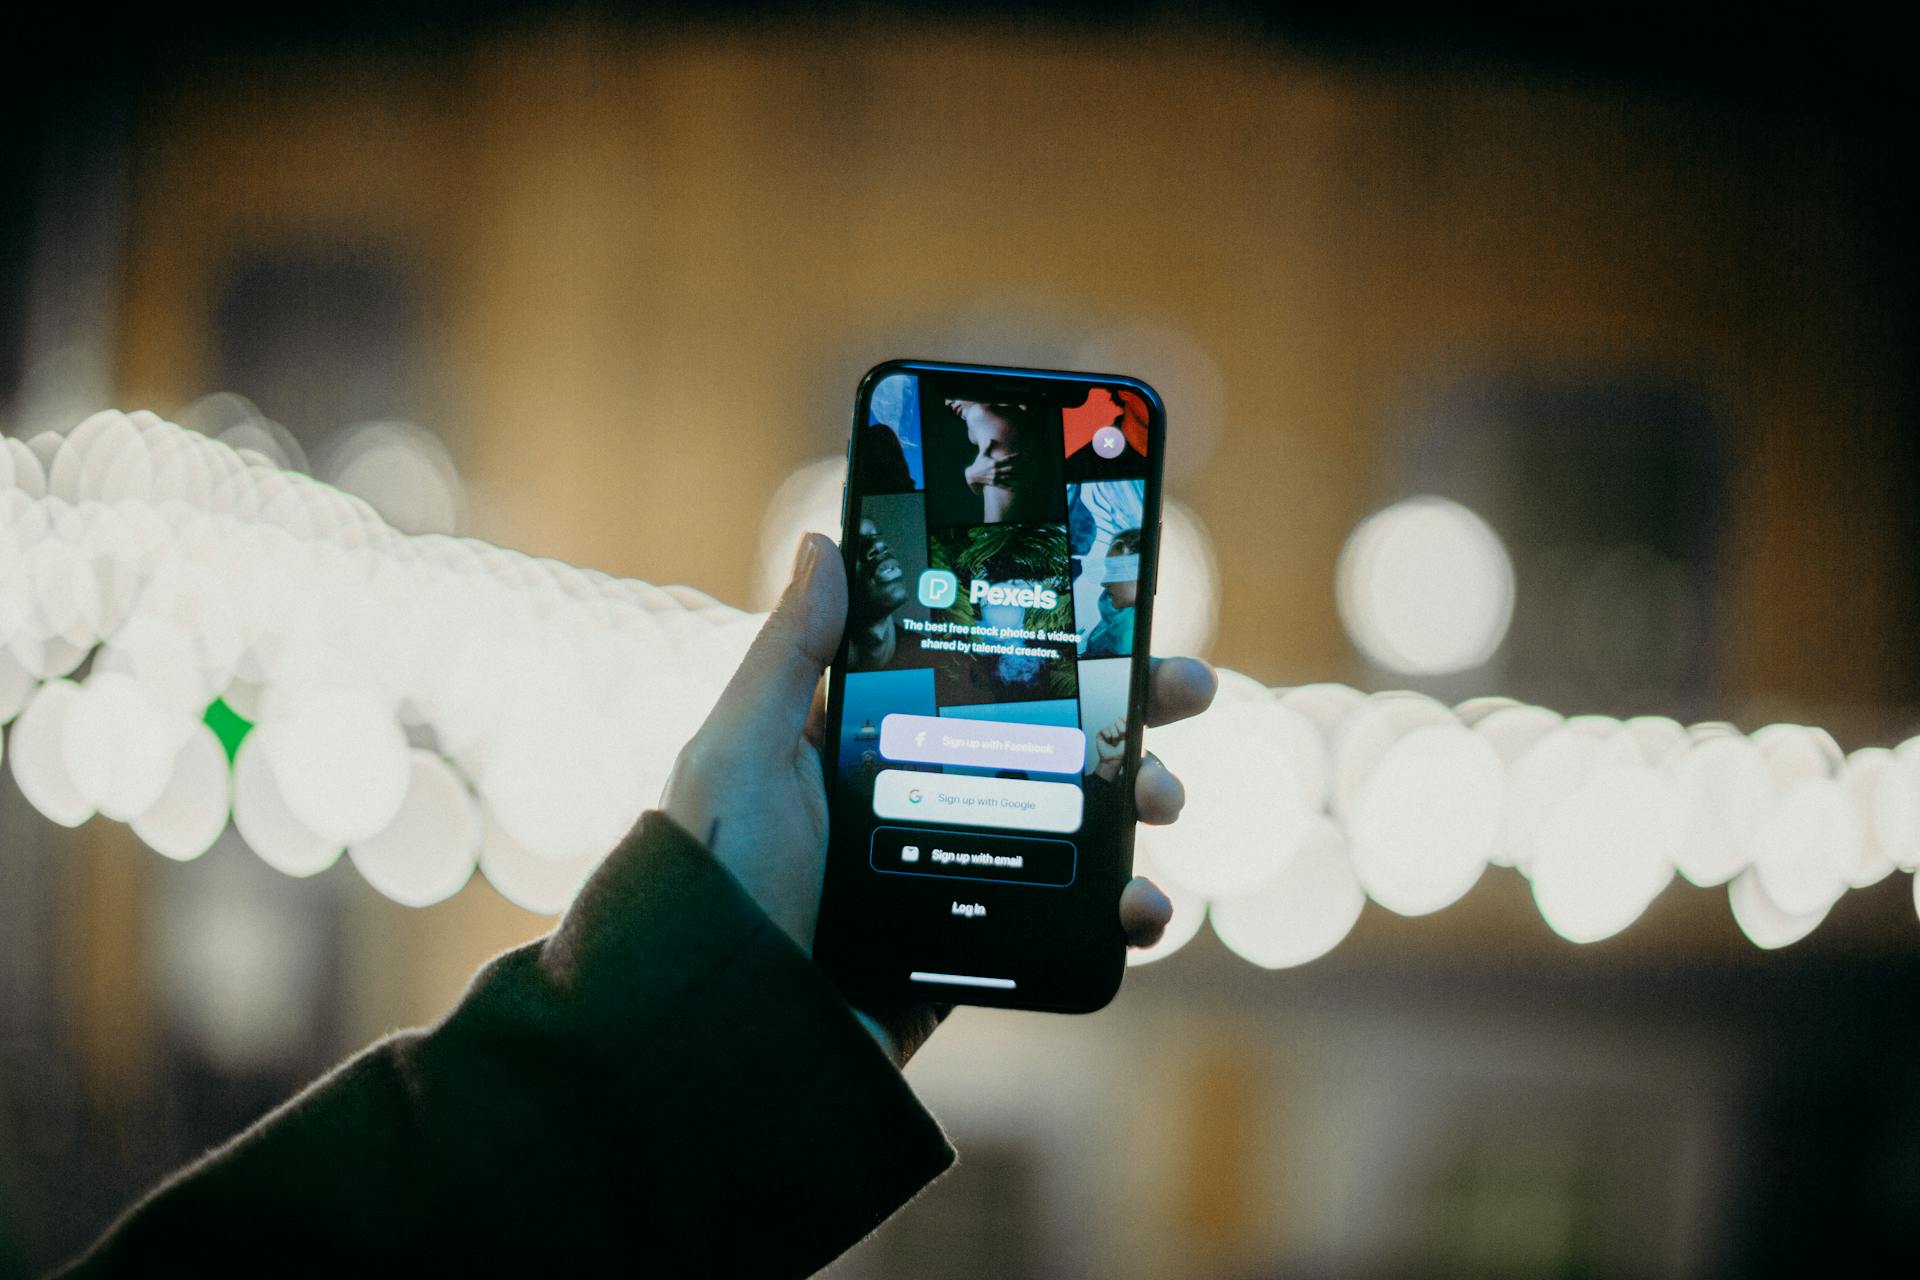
xmin=813 ymin=360 xmax=1164 ymax=1012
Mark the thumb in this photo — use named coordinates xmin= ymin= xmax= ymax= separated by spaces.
xmin=710 ymin=533 xmax=847 ymax=742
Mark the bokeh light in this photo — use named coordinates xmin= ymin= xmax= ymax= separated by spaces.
xmin=1669 ymin=734 xmax=1770 ymax=887
xmin=231 ymin=726 xmax=342 ymax=878
xmin=1329 ymin=690 xmax=1455 ymax=819
xmin=1836 ymin=748 xmax=1898 ymax=889
xmin=477 ymin=801 xmax=604 ymax=916
xmin=1529 ymin=765 xmax=1678 ymax=943
xmin=1870 ymin=742 xmax=1920 ymax=872
xmin=1499 ymin=727 xmax=1604 ymax=871
xmin=1145 ymin=692 xmax=1313 ymax=900
xmin=0 ymin=648 xmax=35 ymax=723
xmin=755 ymin=456 xmax=845 ymax=609
xmin=1150 ymin=499 xmax=1220 ymax=658
xmin=266 ymin=688 xmax=412 ymax=844
xmin=132 ymin=722 xmax=233 ymax=862
xmin=1346 ymin=723 xmax=1502 ymax=916
xmin=1336 ymin=495 xmax=1516 ymax=675
xmin=1729 ymin=864 xmax=1834 ymax=950
xmin=1209 ymin=817 xmax=1366 ymax=968
xmin=1126 ymin=826 xmax=1209 ymax=966
xmin=314 ymin=419 xmax=463 ymax=535
xmin=8 ymin=678 xmax=93 ymax=828
xmin=61 ymin=670 xmax=187 ymax=822
xmin=176 ymin=392 xmax=310 ymax=475
xmin=347 ymin=750 xmax=480 ymax=907
xmin=1750 ymin=779 xmax=1856 ymax=917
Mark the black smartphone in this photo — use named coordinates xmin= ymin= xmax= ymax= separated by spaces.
xmin=812 ymin=359 xmax=1166 ymax=1013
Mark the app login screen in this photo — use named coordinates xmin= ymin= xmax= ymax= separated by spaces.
xmin=836 ymin=372 xmax=1154 ymax=917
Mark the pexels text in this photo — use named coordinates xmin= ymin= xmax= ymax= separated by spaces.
xmin=967 ymin=579 xmax=1059 ymax=609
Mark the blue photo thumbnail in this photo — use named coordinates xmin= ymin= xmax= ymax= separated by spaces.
xmin=838 ymin=667 xmax=937 ymax=787
xmin=863 ymin=373 xmax=925 ymax=492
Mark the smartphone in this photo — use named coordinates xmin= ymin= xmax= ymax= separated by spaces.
xmin=812 ymin=359 xmax=1165 ymax=1013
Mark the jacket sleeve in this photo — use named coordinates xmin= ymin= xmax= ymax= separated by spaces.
xmin=59 ymin=811 xmax=956 ymax=1277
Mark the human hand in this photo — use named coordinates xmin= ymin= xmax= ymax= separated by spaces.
xmin=1093 ymin=718 xmax=1127 ymax=781
xmin=660 ymin=533 xmax=1216 ymax=1064
xmin=962 ymin=452 xmax=1018 ymax=493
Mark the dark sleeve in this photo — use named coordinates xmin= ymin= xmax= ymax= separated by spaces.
xmin=59 ymin=812 xmax=956 ymax=1278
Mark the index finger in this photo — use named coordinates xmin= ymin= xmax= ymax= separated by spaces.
xmin=1145 ymin=656 xmax=1217 ymax=727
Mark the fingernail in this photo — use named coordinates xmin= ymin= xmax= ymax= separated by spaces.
xmin=1141 ymin=877 xmax=1173 ymax=917
xmin=790 ymin=533 xmax=818 ymax=582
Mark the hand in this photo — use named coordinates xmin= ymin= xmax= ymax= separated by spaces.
xmin=661 ymin=533 xmax=1216 ymax=1065
xmin=1092 ymin=718 xmax=1127 ymax=782
xmin=962 ymin=452 xmax=1018 ymax=493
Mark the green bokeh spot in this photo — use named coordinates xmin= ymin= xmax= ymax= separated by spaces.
xmin=203 ymin=697 xmax=254 ymax=763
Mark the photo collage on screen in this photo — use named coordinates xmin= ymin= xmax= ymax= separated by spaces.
xmin=839 ymin=372 xmax=1153 ymax=826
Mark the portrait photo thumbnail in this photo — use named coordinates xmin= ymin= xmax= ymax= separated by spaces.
xmin=1068 ymin=479 xmax=1146 ymax=659
xmin=847 ymin=492 xmax=933 ymax=673
xmin=920 ymin=390 xmax=1067 ymax=529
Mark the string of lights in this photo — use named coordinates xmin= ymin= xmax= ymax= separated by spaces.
xmin=4 ymin=411 xmax=1916 ymax=957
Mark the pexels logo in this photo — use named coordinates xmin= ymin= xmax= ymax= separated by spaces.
xmin=917 ymin=569 xmax=959 ymax=608
xmin=968 ymin=580 xmax=1058 ymax=610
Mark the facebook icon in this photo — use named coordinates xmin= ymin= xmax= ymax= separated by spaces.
xmin=917 ymin=569 xmax=959 ymax=608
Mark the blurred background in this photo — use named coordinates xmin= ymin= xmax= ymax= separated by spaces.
xmin=2 ymin=4 xmax=1914 ymax=1275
